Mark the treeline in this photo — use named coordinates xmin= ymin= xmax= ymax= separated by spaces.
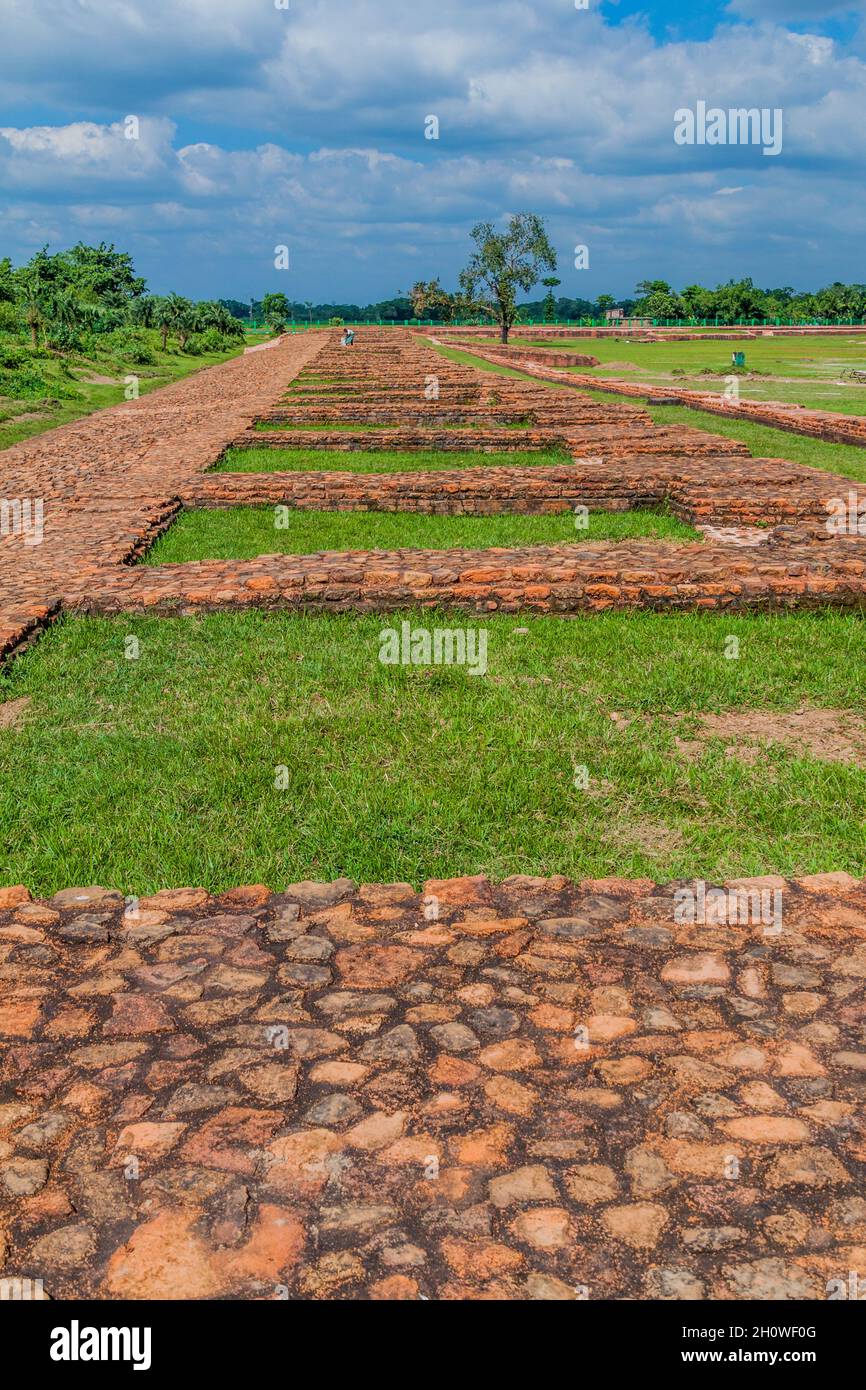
xmin=0 ymin=243 xmax=247 ymax=362
xmin=220 ymin=296 xmax=416 ymax=324
xmin=223 ymin=278 xmax=866 ymax=326
xmin=621 ymin=279 xmax=866 ymax=324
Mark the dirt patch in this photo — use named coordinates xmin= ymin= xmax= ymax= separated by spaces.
xmin=77 ymin=373 xmax=119 ymax=386
xmin=0 ymin=696 xmax=31 ymax=729
xmin=613 ymin=816 xmax=684 ymax=858
xmin=671 ymin=706 xmax=866 ymax=767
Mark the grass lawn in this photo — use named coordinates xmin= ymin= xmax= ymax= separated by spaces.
xmin=520 ymin=333 xmax=866 ymax=414
xmin=142 ymin=506 xmax=698 ymax=564
xmin=2 ymin=609 xmax=864 ymax=894
xmin=214 ymin=447 xmax=573 ymax=473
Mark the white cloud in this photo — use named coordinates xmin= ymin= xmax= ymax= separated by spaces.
xmin=0 ymin=2 xmax=865 ymax=297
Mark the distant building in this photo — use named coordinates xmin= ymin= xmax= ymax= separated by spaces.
xmin=604 ymin=310 xmax=652 ymax=327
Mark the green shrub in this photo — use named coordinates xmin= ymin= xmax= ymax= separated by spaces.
xmin=0 ymin=368 xmax=55 ymax=399
xmin=0 ymin=340 xmax=29 ymax=369
xmin=196 ymin=327 xmax=235 ymax=352
xmin=101 ymin=328 xmax=157 ymax=365
xmin=46 ymin=325 xmax=85 ymax=353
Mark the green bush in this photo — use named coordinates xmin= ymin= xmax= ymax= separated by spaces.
xmin=0 ymin=340 xmax=29 ymax=369
xmin=46 ymin=325 xmax=85 ymax=353
xmin=0 ymin=302 xmax=19 ymax=334
xmin=196 ymin=327 xmax=235 ymax=353
xmin=0 ymin=368 xmax=58 ymax=399
xmin=101 ymin=328 xmax=157 ymax=365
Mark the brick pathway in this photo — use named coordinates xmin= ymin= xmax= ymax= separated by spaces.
xmin=1 ymin=873 xmax=864 ymax=1300
xmin=0 ymin=334 xmax=324 ymax=658
xmin=5 ymin=326 xmax=866 ymax=641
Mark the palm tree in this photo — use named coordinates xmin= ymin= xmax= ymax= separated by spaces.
xmin=23 ymin=295 xmax=46 ymax=349
xmin=131 ymin=295 xmax=158 ymax=329
xmin=150 ymin=296 xmax=172 ymax=350
xmin=163 ymin=293 xmax=195 ymax=349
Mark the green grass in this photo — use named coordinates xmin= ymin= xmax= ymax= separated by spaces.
xmin=142 ymin=506 xmax=698 ymax=564
xmin=425 ymin=341 xmax=866 ymax=483
xmin=518 ymin=333 xmax=866 ymax=414
xmin=2 ymin=609 xmax=865 ymax=893
xmin=587 ymin=390 xmax=866 ymax=484
xmin=430 ymin=345 xmax=529 ymax=377
xmin=214 ymin=446 xmax=573 ymax=473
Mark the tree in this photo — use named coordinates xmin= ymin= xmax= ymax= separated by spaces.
xmin=681 ymin=284 xmax=716 ymax=320
xmin=43 ymin=285 xmax=95 ymax=349
xmin=149 ymin=297 xmax=172 ymax=351
xmin=163 ymin=293 xmax=196 ymax=349
xmin=410 ymin=279 xmax=457 ymax=322
xmin=457 ymin=214 xmax=557 ymax=342
xmin=595 ymin=293 xmax=616 ymax=318
xmin=0 ymin=257 xmax=15 ymax=304
xmin=634 ymin=279 xmax=685 ymax=320
xmin=130 ymin=295 xmax=158 ymax=329
xmin=541 ymin=276 xmax=561 ymax=323
xmin=261 ymin=292 xmax=291 ymax=334
xmin=22 ymin=294 xmax=46 ymax=350
xmin=64 ymin=242 xmax=145 ymax=309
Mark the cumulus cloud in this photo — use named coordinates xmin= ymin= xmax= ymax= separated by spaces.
xmin=0 ymin=1 xmax=864 ymax=297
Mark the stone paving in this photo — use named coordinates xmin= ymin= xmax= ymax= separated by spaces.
xmin=1 ymin=873 xmax=864 ymax=1301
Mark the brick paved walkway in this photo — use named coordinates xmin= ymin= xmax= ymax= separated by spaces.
xmin=0 ymin=334 xmax=324 ymax=658
xmin=4 ymin=326 xmax=866 ymax=642
xmin=1 ymin=873 xmax=864 ymax=1300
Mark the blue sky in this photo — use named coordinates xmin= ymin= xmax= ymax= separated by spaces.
xmin=1 ymin=0 xmax=865 ymax=303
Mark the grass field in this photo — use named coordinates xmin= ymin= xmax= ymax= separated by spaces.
xmin=4 ymin=331 xmax=865 ymax=895
xmin=214 ymin=446 xmax=574 ymax=474
xmin=2 ymin=608 xmax=864 ymax=894
xmin=523 ymin=333 xmax=866 ymax=414
xmin=142 ymin=506 xmax=698 ymax=564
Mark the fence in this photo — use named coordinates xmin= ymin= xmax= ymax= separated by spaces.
xmin=245 ymin=317 xmax=866 ymax=331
